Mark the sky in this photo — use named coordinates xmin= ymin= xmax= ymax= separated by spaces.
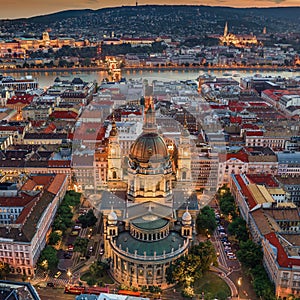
xmin=1 ymin=0 xmax=299 ymax=19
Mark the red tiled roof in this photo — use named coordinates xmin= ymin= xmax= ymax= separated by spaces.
xmin=262 ymin=89 xmax=300 ymax=102
xmin=47 ymin=174 xmax=67 ymax=195
xmin=0 ymin=125 xmax=25 ymax=133
xmin=245 ymin=130 xmax=264 ymax=137
xmin=49 ymin=111 xmax=78 ymax=120
xmin=0 ymin=192 xmax=35 ymax=207
xmin=247 ymin=174 xmax=279 ymax=188
xmin=230 ymin=116 xmax=242 ymax=124
xmin=235 ymin=174 xmax=257 ymax=210
xmin=219 ymin=149 xmax=249 ymax=163
xmin=73 ymin=123 xmax=106 ymax=141
xmin=265 ymin=232 xmax=300 ymax=268
xmin=68 ymin=132 xmax=74 ymax=140
xmin=7 ymin=94 xmax=34 ymax=105
xmin=248 ymin=102 xmax=269 ymax=107
xmin=43 ymin=122 xmax=56 ymax=134
xmin=242 ymin=124 xmax=259 ymax=130
xmin=121 ymin=111 xmax=142 ymax=116
xmin=210 ymin=104 xmax=228 ymax=110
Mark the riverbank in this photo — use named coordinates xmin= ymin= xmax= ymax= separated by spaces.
xmin=1 ymin=65 xmax=299 ymax=74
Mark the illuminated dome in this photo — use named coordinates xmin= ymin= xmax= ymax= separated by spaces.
xmin=108 ymin=210 xmax=118 ymax=225
xmin=129 ymin=132 xmax=169 ymax=164
xmin=182 ymin=209 xmax=192 ymax=226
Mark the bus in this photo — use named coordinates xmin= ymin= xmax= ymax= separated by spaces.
xmin=64 ymin=285 xmax=85 ymax=295
xmin=118 ymin=290 xmax=141 ymax=297
xmin=64 ymin=285 xmax=109 ymax=295
xmin=85 ymin=286 xmax=110 ymax=295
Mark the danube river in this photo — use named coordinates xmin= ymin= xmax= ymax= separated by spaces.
xmin=2 ymin=69 xmax=300 ymax=89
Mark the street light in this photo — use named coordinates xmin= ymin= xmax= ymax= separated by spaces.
xmin=237 ymin=277 xmax=242 ymax=299
xmin=67 ymin=270 xmax=72 ymax=283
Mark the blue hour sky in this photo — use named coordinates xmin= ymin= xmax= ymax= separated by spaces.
xmin=1 ymin=0 xmax=299 ymax=19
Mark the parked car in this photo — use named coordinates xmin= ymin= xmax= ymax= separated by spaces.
xmin=68 ymin=244 xmax=74 ymax=251
xmin=64 ymin=251 xmax=73 ymax=259
xmin=54 ymin=271 xmax=61 ymax=278
xmin=47 ymin=282 xmax=55 ymax=287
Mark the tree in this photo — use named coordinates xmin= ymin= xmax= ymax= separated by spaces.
xmin=48 ymin=231 xmax=62 ymax=246
xmin=38 ymin=246 xmax=58 ymax=271
xmin=227 ymin=217 xmax=249 ymax=241
xmin=78 ymin=209 xmax=97 ymax=228
xmin=166 ymin=241 xmax=217 ymax=286
xmin=0 ymin=262 xmax=10 ymax=279
xmin=196 ymin=206 xmax=217 ymax=234
xmin=89 ymin=261 xmax=109 ymax=278
xmin=74 ymin=237 xmax=89 ymax=255
xmin=252 ymin=265 xmax=275 ymax=300
xmin=236 ymin=240 xmax=263 ymax=269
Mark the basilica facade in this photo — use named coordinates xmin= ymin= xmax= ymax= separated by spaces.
xmin=102 ymin=99 xmax=194 ymax=288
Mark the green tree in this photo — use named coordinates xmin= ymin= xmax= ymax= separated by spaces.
xmin=166 ymin=241 xmax=216 ymax=285
xmin=74 ymin=237 xmax=89 ymax=255
xmin=236 ymin=240 xmax=263 ymax=269
xmin=38 ymin=246 xmax=58 ymax=271
xmin=78 ymin=209 xmax=97 ymax=228
xmin=48 ymin=231 xmax=62 ymax=246
xmin=0 ymin=262 xmax=10 ymax=279
xmin=196 ymin=206 xmax=217 ymax=234
xmin=228 ymin=217 xmax=249 ymax=241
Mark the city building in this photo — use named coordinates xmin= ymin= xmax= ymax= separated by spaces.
xmin=0 ymin=173 xmax=68 ymax=276
xmin=101 ymin=98 xmax=193 ymax=288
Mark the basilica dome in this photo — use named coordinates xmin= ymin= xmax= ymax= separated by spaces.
xmin=129 ymin=132 xmax=169 ymax=164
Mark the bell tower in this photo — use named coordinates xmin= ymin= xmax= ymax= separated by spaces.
xmin=107 ymin=116 xmax=122 ymax=182
xmin=177 ymin=115 xmax=191 ymax=183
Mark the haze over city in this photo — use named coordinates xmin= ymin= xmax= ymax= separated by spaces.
xmin=1 ymin=0 xmax=300 ymax=19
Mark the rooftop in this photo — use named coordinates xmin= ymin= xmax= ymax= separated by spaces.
xmin=115 ymin=230 xmax=185 ymax=257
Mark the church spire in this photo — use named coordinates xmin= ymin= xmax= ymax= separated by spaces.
xmin=143 ymin=97 xmax=157 ymax=133
xmin=224 ymin=22 xmax=228 ymax=37
xmin=110 ymin=113 xmax=118 ymax=137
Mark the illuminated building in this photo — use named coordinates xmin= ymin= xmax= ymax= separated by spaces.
xmin=102 ymin=98 xmax=194 ymax=288
xmin=219 ymin=22 xmax=258 ymax=48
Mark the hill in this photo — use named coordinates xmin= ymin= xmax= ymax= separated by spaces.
xmin=1 ymin=5 xmax=299 ymax=39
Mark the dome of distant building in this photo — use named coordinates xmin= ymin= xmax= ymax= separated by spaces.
xmin=129 ymin=132 xmax=169 ymax=164
xmin=108 ymin=210 xmax=118 ymax=225
xmin=182 ymin=210 xmax=192 ymax=225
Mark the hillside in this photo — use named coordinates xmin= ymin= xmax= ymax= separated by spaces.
xmin=1 ymin=5 xmax=299 ymax=39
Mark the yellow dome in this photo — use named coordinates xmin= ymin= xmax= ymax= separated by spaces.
xmin=129 ymin=132 xmax=169 ymax=163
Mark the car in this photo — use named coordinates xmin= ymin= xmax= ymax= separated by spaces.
xmin=54 ymin=271 xmax=61 ymax=278
xmin=73 ymin=225 xmax=82 ymax=230
xmin=228 ymin=255 xmax=236 ymax=260
xmin=64 ymin=251 xmax=73 ymax=259
xmin=68 ymin=244 xmax=74 ymax=251
xmin=226 ymin=252 xmax=234 ymax=257
xmin=99 ymin=248 xmax=104 ymax=255
xmin=71 ymin=230 xmax=79 ymax=236
xmin=47 ymin=282 xmax=55 ymax=287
